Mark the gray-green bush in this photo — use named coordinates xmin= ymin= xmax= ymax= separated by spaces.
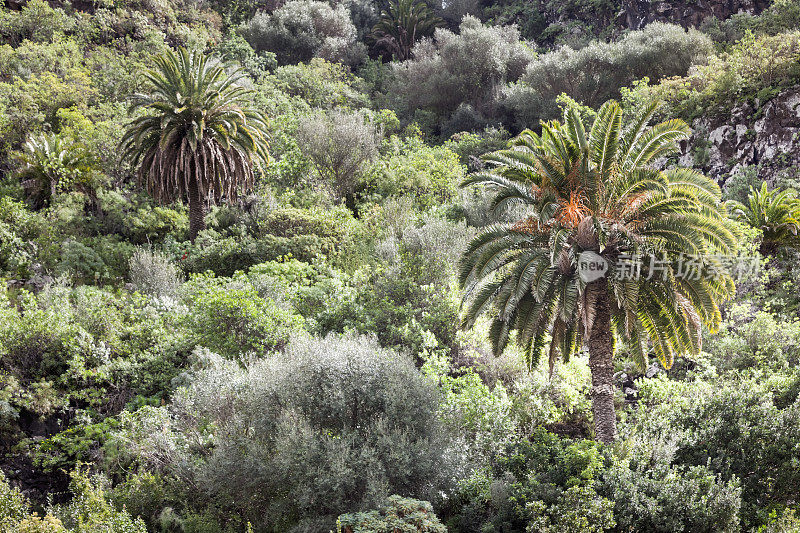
xmin=116 ymin=333 xmax=457 ymax=532
xmin=387 ymin=16 xmax=534 ymax=134
xmin=241 ymin=0 xmax=366 ymax=66
xmin=501 ymin=22 xmax=712 ymax=129
xmin=128 ymin=248 xmax=182 ymax=298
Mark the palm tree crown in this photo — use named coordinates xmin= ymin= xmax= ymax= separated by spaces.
xmin=460 ymin=101 xmax=738 ymax=442
xmin=728 ymin=182 xmax=800 ymax=254
xmin=16 ymin=133 xmax=95 ymax=210
xmin=120 ymin=47 xmax=269 ymax=240
xmin=371 ymin=0 xmax=443 ymax=61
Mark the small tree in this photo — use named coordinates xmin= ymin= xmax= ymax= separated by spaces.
xmin=296 ymin=109 xmax=381 ymax=214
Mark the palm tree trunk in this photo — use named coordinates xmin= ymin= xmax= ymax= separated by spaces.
xmin=188 ymin=178 xmax=206 ymax=242
xmin=586 ymin=279 xmax=617 ymax=444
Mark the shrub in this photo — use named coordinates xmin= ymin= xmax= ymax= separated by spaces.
xmin=267 ymin=58 xmax=371 ymax=110
xmin=241 ymin=0 xmax=366 ymax=66
xmin=115 ymin=333 xmax=456 ymax=531
xmin=128 ymin=249 xmax=182 ymax=298
xmin=319 ymin=266 xmax=460 ymax=356
xmin=502 ymin=23 xmax=712 ymax=129
xmin=182 ymin=206 xmax=362 ymax=275
xmin=703 ymin=303 xmax=800 ymax=372
xmin=0 ymin=197 xmax=46 ymax=277
xmin=600 ymin=435 xmax=742 ymax=532
xmin=0 ymin=0 xmax=76 ymax=46
xmin=367 ymin=136 xmax=465 ymax=208
xmin=180 ymin=272 xmax=304 ymax=358
xmin=630 ymin=376 xmax=800 ymax=530
xmin=448 ymin=428 xmax=612 ymax=532
xmin=387 ymin=16 xmax=534 ymax=133
xmin=378 ymin=212 xmax=475 ymax=286
xmin=95 ymin=190 xmax=188 ymax=245
xmin=624 ymin=30 xmax=800 ymax=120
xmin=0 ymin=469 xmax=146 ymax=533
xmin=337 ymin=496 xmax=447 ymax=533
xmin=296 ymin=109 xmax=382 ymax=209
xmin=55 ymin=240 xmax=108 ymax=283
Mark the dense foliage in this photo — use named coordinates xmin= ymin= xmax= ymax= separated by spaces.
xmin=2 ymin=0 xmax=800 ymax=530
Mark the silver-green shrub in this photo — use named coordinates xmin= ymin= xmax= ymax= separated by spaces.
xmin=502 ymin=22 xmax=712 ymax=129
xmin=128 ymin=248 xmax=181 ymax=298
xmin=241 ymin=0 xmax=366 ymax=66
xmin=116 ymin=333 xmax=457 ymax=531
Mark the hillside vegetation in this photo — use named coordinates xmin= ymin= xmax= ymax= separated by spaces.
xmin=1 ymin=0 xmax=800 ymax=531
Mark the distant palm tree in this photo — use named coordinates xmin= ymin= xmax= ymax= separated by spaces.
xmin=460 ymin=101 xmax=737 ymax=443
xmin=371 ymin=0 xmax=443 ymax=61
xmin=120 ymin=48 xmax=269 ymax=241
xmin=728 ymin=182 xmax=800 ymax=254
xmin=16 ymin=133 xmax=94 ymax=210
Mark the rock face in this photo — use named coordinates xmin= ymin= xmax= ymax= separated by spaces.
xmin=620 ymin=0 xmax=769 ymax=30
xmin=678 ymin=86 xmax=800 ymax=183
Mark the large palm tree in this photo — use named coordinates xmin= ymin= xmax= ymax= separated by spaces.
xmin=121 ymin=48 xmax=270 ymax=242
xmin=728 ymin=182 xmax=800 ymax=255
xmin=371 ymin=0 xmax=443 ymax=61
xmin=459 ymin=101 xmax=738 ymax=443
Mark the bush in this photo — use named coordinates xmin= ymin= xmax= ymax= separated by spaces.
xmin=128 ymin=249 xmax=182 ymax=298
xmin=267 ymin=58 xmax=371 ymax=110
xmin=600 ymin=435 xmax=742 ymax=532
xmin=704 ymin=304 xmax=800 ymax=372
xmin=182 ymin=206 xmax=362 ymax=275
xmin=387 ymin=16 xmax=534 ymax=133
xmin=0 ymin=469 xmax=146 ymax=533
xmin=366 ymin=136 xmax=465 ymax=209
xmin=337 ymin=495 xmax=447 ymax=533
xmin=630 ymin=375 xmax=800 ymax=530
xmin=502 ymin=22 xmax=712 ymax=129
xmin=180 ymin=272 xmax=304 ymax=358
xmin=296 ymin=109 xmax=382 ymax=208
xmin=241 ymin=0 xmax=366 ymax=66
xmin=115 ymin=333 xmax=456 ymax=531
xmin=377 ymin=212 xmax=475 ymax=286
xmin=448 ymin=428 xmax=612 ymax=532
xmin=623 ymin=30 xmax=800 ymax=120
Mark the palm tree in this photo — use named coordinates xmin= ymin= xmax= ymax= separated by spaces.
xmin=371 ymin=0 xmax=443 ymax=61
xmin=459 ymin=101 xmax=737 ymax=443
xmin=120 ymin=48 xmax=270 ymax=242
xmin=728 ymin=182 xmax=800 ymax=255
xmin=16 ymin=133 xmax=95 ymax=210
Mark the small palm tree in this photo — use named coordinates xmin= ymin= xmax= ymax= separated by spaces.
xmin=728 ymin=182 xmax=800 ymax=254
xmin=120 ymin=48 xmax=270 ymax=242
xmin=16 ymin=133 xmax=95 ymax=210
xmin=460 ymin=101 xmax=737 ymax=443
xmin=371 ymin=0 xmax=443 ymax=61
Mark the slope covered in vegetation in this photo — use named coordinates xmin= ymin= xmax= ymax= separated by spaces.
xmin=1 ymin=0 xmax=800 ymax=531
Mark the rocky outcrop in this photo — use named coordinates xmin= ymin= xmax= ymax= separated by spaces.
xmin=620 ymin=0 xmax=769 ymax=30
xmin=678 ymin=86 xmax=800 ymax=183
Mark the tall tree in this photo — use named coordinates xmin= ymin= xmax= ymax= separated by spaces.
xmin=459 ymin=101 xmax=737 ymax=443
xmin=120 ymin=48 xmax=269 ymax=241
